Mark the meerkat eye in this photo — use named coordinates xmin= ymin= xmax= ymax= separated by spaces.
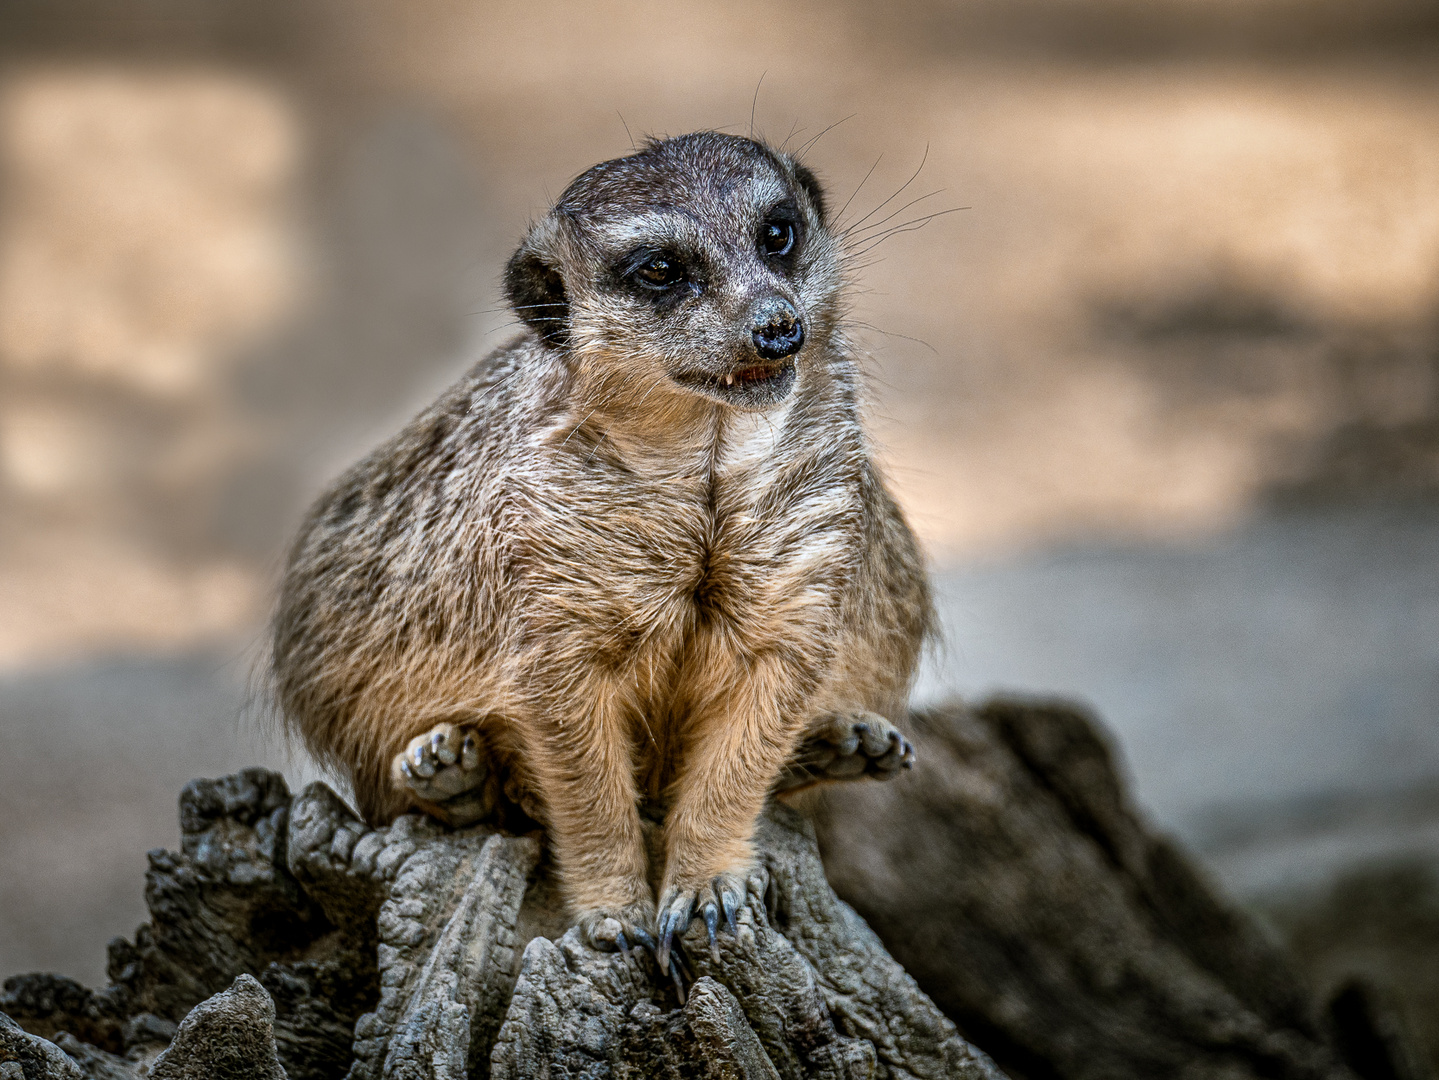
xmin=633 ymin=254 xmax=684 ymax=289
xmin=759 ymin=219 xmax=796 ymax=258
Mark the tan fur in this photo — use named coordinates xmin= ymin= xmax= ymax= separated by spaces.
xmin=270 ymin=132 xmax=933 ymax=941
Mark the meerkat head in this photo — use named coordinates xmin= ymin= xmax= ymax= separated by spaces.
xmin=504 ymin=132 xmax=842 ymax=411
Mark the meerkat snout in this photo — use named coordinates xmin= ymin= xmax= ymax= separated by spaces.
xmin=750 ymin=296 xmax=804 ymax=361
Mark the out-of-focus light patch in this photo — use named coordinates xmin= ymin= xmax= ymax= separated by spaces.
xmin=969 ymin=72 xmax=1439 ymax=326
xmin=0 ymin=534 xmax=263 ymax=670
xmin=0 ymin=402 xmax=111 ymax=495
xmin=0 ymin=65 xmax=305 ymax=669
xmin=0 ymin=65 xmax=305 ymax=398
xmin=877 ymin=362 xmax=1265 ymax=561
xmin=861 ymin=68 xmax=1439 ymax=561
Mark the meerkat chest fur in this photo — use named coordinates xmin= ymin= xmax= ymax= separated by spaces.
xmin=518 ymin=371 xmax=865 ymax=710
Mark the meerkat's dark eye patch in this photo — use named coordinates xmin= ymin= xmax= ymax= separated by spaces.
xmin=792 ymin=162 xmax=829 ymax=225
xmin=758 ymin=202 xmax=803 ymax=266
xmin=615 ymin=247 xmax=697 ymax=300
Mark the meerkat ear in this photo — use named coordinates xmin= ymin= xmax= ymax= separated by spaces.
xmin=504 ymin=218 xmax=569 ymax=347
xmin=792 ymin=162 xmax=829 ymax=227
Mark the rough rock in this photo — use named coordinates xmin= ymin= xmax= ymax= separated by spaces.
xmin=2 ymin=753 xmax=1000 ymax=1078
xmin=148 ymin=974 xmax=287 ymax=1079
xmin=350 ymin=829 xmax=540 ymax=1079
xmin=105 ymin=769 xmax=379 ymax=1080
xmin=50 ymin=1035 xmax=144 ymax=1080
xmin=0 ymin=1011 xmax=86 ymax=1080
xmin=0 ymin=975 xmax=125 ymax=1056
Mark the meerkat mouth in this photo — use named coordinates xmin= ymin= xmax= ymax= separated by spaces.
xmin=675 ymin=359 xmax=797 ymax=407
xmin=727 ymin=363 xmax=782 ymax=385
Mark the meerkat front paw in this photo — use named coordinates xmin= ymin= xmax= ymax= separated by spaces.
xmin=777 ymin=710 xmax=915 ymax=791
xmin=391 ymin=722 xmax=494 ymax=825
xmin=655 ymin=871 xmax=747 ymax=972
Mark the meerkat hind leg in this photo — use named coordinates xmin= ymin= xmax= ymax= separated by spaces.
xmin=776 ymin=710 xmax=915 ymax=791
xmin=392 ymin=721 xmax=495 ymax=826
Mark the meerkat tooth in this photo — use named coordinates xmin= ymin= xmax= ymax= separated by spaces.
xmin=725 ymin=373 xmax=734 ymax=385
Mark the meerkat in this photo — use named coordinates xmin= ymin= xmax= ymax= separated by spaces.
xmin=270 ymin=131 xmax=933 ymax=967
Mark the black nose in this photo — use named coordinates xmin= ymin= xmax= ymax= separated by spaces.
xmin=752 ymin=302 xmax=805 ymax=361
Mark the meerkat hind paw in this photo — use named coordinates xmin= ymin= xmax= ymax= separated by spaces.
xmin=394 ymin=722 xmax=488 ymax=802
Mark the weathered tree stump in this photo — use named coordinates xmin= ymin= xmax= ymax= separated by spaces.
xmin=0 ymin=759 xmax=1000 ymax=1078
xmin=1 ymin=698 xmax=1428 ymax=1079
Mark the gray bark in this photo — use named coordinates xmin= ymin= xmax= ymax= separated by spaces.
xmin=147 ymin=974 xmax=287 ymax=1080
xmin=0 ymin=1013 xmax=86 ymax=1080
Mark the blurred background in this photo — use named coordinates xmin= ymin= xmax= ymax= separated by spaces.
xmin=1 ymin=0 xmax=1437 ymax=1062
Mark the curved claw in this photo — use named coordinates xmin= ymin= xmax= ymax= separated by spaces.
xmin=460 ymin=733 xmax=480 ymax=771
xmin=577 ymin=905 xmax=659 ymax=962
xmin=721 ymin=889 xmax=740 ymax=935
xmin=431 ymin=730 xmax=457 ymax=765
xmin=655 ymin=899 xmax=694 ymax=974
xmin=668 ymin=955 xmax=687 ymax=1004
xmin=656 ymin=917 xmax=675 ymax=972
xmin=703 ymin=902 xmax=720 ymax=962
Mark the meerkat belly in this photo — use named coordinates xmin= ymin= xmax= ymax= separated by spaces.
xmin=512 ymin=410 xmax=860 ymax=796
xmin=639 ymin=451 xmax=861 ymax=796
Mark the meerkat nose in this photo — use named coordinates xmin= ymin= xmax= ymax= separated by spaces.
xmin=750 ymin=297 xmax=805 ymax=361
